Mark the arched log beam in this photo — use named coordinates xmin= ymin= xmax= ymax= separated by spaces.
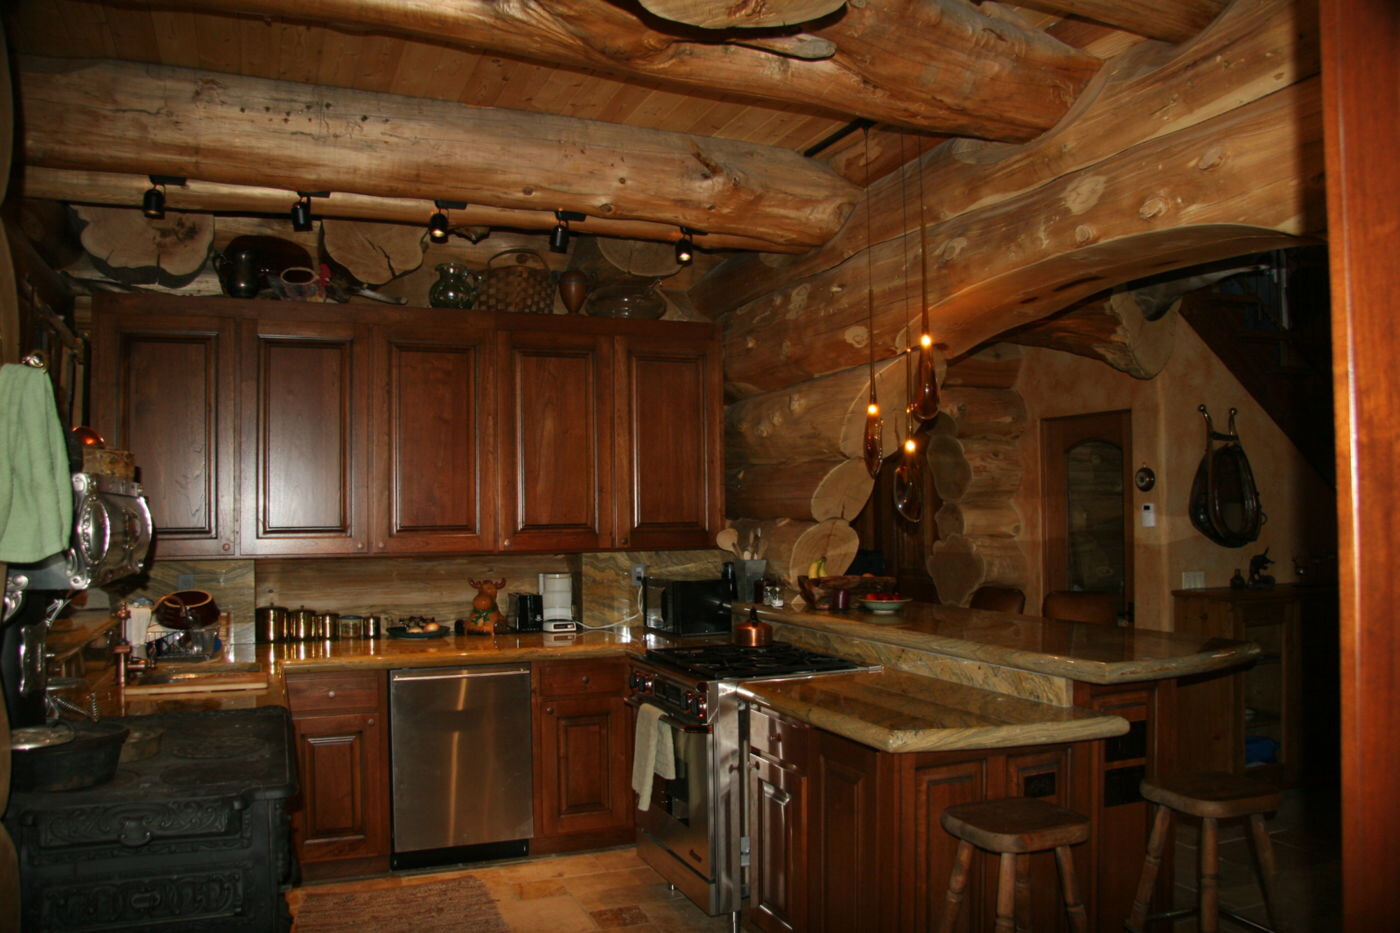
xmin=17 ymin=57 xmax=858 ymax=250
xmin=699 ymin=0 xmax=1320 ymax=392
xmin=20 ymin=167 xmax=791 ymax=254
xmin=1003 ymin=290 xmax=1180 ymax=379
xmin=133 ymin=0 xmax=1099 ymax=141
xmin=1013 ymin=0 xmax=1226 ymax=43
xmin=639 ymin=0 xmax=846 ymax=30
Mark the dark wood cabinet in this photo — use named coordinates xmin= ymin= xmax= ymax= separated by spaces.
xmin=372 ymin=319 xmax=496 ymax=553
xmin=92 ymin=295 xmax=721 ymax=558
xmin=1174 ymin=584 xmax=1337 ymax=786
xmin=749 ymin=705 xmax=811 ymax=933
xmin=613 ymin=328 xmax=723 ymax=550
xmin=498 ymin=323 xmax=614 ymax=552
xmin=532 ymin=658 xmax=633 ymax=851
xmin=91 ymin=304 xmax=238 ymax=557
xmin=285 ymin=670 xmax=390 ymax=878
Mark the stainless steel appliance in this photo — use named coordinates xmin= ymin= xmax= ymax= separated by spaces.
xmin=627 ymin=643 xmax=875 ymax=926
xmin=388 ymin=664 xmax=534 ymax=868
xmin=642 ymin=577 xmax=733 ymax=636
xmin=512 ymin=592 xmax=543 ymax=632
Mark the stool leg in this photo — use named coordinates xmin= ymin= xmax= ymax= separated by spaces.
xmin=1014 ymin=853 xmax=1031 ymax=932
xmin=1054 ymin=844 xmax=1089 ymax=933
xmin=1200 ymin=816 xmax=1220 ymax=933
xmin=1126 ymin=803 xmax=1172 ymax=932
xmin=937 ymin=839 xmax=974 ymax=933
xmin=1248 ymin=812 xmax=1283 ymax=932
xmin=995 ymin=851 xmax=1017 ymax=933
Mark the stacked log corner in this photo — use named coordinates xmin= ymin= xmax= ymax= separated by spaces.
xmin=927 ymin=346 xmax=1030 ymax=607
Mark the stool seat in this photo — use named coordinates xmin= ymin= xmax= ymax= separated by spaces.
xmin=1140 ymin=770 xmax=1283 ymax=820
xmin=942 ymin=797 xmax=1090 ymax=853
xmin=937 ymin=797 xmax=1090 ymax=933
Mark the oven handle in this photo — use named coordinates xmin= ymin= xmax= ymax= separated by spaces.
xmin=623 ymin=696 xmax=712 ymax=734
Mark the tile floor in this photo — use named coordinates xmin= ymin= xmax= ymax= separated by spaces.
xmin=290 ymin=785 xmax=1340 ymax=932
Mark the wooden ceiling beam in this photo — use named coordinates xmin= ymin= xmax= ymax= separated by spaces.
xmin=127 ymin=0 xmax=1100 ymax=141
xmin=19 ymin=167 xmax=798 ymax=254
xmin=1013 ymin=0 xmax=1227 ymax=43
xmin=16 ymin=56 xmax=857 ymax=249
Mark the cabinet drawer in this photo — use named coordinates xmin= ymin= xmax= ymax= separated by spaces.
xmin=286 ymin=671 xmax=382 ymax=713
xmin=537 ymin=658 xmax=623 ymax=698
xmin=750 ymin=705 xmax=810 ymax=769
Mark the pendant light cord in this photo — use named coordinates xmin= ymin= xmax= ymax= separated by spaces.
xmin=864 ymin=127 xmax=877 ymax=402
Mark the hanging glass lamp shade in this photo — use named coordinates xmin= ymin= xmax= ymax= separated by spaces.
xmin=892 ymin=435 xmax=923 ymax=522
xmin=911 ymin=334 xmax=941 ymax=422
xmin=863 ymin=400 xmax=883 ymax=479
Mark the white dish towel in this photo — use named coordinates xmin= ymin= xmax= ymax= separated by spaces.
xmin=631 ymin=702 xmax=677 ymax=811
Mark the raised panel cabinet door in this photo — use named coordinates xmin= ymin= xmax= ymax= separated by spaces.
xmin=373 ymin=321 xmax=496 ymax=553
xmin=614 ymin=327 xmax=723 ymax=549
xmin=290 ymin=710 xmax=389 ymax=864
xmin=750 ymin=755 xmax=808 ymax=933
xmin=91 ymin=303 xmax=238 ymax=557
xmin=240 ymin=318 xmax=370 ymax=555
xmin=498 ymin=327 xmax=613 ymax=551
xmin=809 ymin=731 xmax=884 ymax=933
xmin=535 ymin=694 xmax=632 ymax=836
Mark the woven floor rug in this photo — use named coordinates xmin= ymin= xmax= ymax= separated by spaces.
xmin=292 ymin=874 xmax=509 ymax=933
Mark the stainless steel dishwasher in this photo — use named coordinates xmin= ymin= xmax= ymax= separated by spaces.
xmin=388 ymin=664 xmax=534 ymax=868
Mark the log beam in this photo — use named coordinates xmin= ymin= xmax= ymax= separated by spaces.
xmin=727 ymin=458 xmax=873 ymax=523
xmin=133 ymin=0 xmax=1100 ymax=140
xmin=1012 ymin=0 xmax=1226 ymax=43
xmin=17 ymin=57 xmax=857 ymax=250
xmin=21 ymin=167 xmax=794 ymax=254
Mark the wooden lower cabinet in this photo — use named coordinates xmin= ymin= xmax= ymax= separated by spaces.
xmin=747 ymin=692 xmax=1175 ymax=932
xmin=285 ymin=671 xmax=390 ymax=879
xmin=532 ymin=658 xmax=634 ymax=852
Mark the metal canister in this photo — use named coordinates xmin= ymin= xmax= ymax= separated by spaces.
xmin=315 ymin=612 xmax=339 ymax=641
xmin=364 ymin=613 xmax=387 ymax=639
xmin=290 ymin=608 xmax=317 ymax=642
xmin=255 ymin=606 xmax=288 ymax=644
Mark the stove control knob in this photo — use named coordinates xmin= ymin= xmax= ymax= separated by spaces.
xmin=628 ymin=672 xmax=642 ymax=690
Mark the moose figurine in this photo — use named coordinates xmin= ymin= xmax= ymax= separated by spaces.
xmin=466 ymin=578 xmax=506 ymax=635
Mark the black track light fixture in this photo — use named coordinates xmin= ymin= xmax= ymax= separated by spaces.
xmin=549 ymin=210 xmax=587 ymax=254
xmin=290 ymin=191 xmax=329 ymax=233
xmin=141 ymin=175 xmax=186 ymax=220
xmin=429 ymin=200 xmax=467 ymax=244
xmin=675 ymin=227 xmax=705 ymax=265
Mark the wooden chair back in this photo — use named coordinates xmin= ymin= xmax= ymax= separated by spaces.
xmin=970 ymin=586 xmax=1027 ymax=614
xmin=1041 ymin=590 xmax=1118 ymax=626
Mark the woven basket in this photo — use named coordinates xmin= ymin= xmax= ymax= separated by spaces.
xmin=478 ymin=248 xmax=554 ymax=314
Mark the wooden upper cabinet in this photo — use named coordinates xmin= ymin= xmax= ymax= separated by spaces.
xmin=91 ymin=298 xmax=238 ymax=557
xmin=497 ymin=322 xmax=614 ymax=551
xmin=614 ymin=326 xmax=723 ymax=549
xmin=239 ymin=316 xmax=371 ymax=555
xmin=372 ymin=319 xmax=496 ymax=553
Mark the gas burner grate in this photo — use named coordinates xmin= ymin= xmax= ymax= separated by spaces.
xmin=645 ymin=643 xmax=862 ymax=680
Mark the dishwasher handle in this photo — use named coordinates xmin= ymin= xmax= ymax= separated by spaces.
xmin=390 ymin=665 xmax=529 ymax=683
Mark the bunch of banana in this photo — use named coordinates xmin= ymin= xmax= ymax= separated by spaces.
xmin=806 ymin=556 xmax=827 ymax=580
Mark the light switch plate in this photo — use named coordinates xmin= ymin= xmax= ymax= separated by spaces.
xmin=1182 ymin=570 xmax=1206 ymax=589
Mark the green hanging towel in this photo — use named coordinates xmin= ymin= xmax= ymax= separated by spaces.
xmin=0 ymin=363 xmax=73 ymax=563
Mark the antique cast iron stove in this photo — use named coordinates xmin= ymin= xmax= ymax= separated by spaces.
xmin=4 ymin=706 xmax=297 ymax=931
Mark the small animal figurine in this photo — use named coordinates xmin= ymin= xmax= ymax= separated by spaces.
xmin=1247 ymin=549 xmax=1276 ymax=589
xmin=467 ymin=578 xmax=506 ymax=634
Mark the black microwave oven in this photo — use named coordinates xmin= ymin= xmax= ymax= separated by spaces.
xmin=642 ymin=577 xmax=733 ymax=636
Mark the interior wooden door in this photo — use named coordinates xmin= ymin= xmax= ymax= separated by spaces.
xmin=497 ymin=324 xmax=613 ymax=551
xmin=373 ymin=318 xmax=496 ymax=553
xmin=1041 ymin=410 xmax=1134 ymax=618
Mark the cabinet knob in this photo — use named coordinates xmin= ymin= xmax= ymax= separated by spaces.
xmin=366 ymin=718 xmax=375 ymax=726
xmin=545 ymin=707 xmax=554 ymax=716
xmin=503 ymin=538 xmax=511 ymax=548
xmin=221 ymin=543 xmax=231 ymax=552
xmin=356 ymin=542 xmax=365 ymax=551
xmin=378 ymin=541 xmax=385 ymax=550
xmin=327 ymin=690 xmax=336 ymax=699
xmin=581 ymin=676 xmax=590 ymax=684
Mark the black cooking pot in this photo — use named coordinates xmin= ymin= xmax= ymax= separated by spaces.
xmin=10 ymin=720 xmax=130 ymax=792
xmin=154 ymin=590 xmax=219 ymax=630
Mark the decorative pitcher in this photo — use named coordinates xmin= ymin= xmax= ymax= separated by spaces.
xmin=428 ymin=262 xmax=481 ymax=309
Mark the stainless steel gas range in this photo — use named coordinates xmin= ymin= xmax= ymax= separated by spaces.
xmin=627 ymin=642 xmax=876 ymax=927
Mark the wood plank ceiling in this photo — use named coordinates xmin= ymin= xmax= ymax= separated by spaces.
xmin=2 ymin=0 xmax=1185 ymax=253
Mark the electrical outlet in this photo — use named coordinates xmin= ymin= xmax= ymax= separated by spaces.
xmin=1182 ymin=570 xmax=1206 ymax=589
xmin=631 ymin=563 xmax=647 ymax=585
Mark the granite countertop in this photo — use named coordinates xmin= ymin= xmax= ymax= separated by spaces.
xmin=268 ymin=628 xmax=643 ymax=673
xmin=752 ymin=602 xmax=1259 ymax=684
xmin=739 ymin=669 xmax=1129 ymax=753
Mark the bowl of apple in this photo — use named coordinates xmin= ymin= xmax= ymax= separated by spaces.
xmin=860 ymin=594 xmax=912 ymax=614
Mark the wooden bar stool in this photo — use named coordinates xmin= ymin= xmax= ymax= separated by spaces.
xmin=1125 ymin=771 xmax=1284 ymax=933
xmin=937 ymin=797 xmax=1090 ymax=933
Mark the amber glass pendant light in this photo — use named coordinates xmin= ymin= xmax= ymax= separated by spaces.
xmin=910 ymin=144 xmax=941 ymax=423
xmin=892 ymin=133 xmax=923 ymax=522
xmin=861 ymin=128 xmax=884 ymax=479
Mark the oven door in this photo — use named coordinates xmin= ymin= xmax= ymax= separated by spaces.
xmin=627 ymin=698 xmax=716 ymax=875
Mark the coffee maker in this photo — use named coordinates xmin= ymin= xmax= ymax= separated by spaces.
xmin=538 ymin=572 xmax=576 ymax=633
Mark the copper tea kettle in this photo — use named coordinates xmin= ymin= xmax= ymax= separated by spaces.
xmin=733 ymin=606 xmax=772 ymax=648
